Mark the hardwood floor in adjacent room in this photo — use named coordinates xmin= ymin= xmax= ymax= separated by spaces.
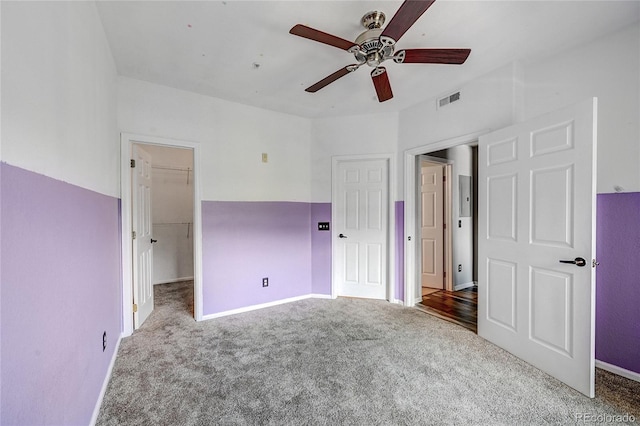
xmin=416 ymin=286 xmax=478 ymax=333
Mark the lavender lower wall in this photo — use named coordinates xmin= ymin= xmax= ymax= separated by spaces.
xmin=0 ymin=163 xmax=122 ymax=425
xmin=200 ymin=200 xmax=397 ymax=310
xmin=311 ymin=203 xmax=331 ymax=295
xmin=595 ymin=192 xmax=640 ymax=375
xmin=201 ymin=201 xmax=313 ymax=314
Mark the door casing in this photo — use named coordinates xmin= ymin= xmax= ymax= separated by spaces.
xmin=120 ymin=133 xmax=203 ymax=337
xmin=331 ymin=154 xmax=396 ymax=302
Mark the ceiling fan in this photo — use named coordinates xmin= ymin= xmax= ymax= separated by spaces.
xmin=289 ymin=0 xmax=471 ymax=102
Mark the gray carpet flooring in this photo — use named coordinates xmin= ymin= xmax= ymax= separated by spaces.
xmin=97 ymin=281 xmax=639 ymax=425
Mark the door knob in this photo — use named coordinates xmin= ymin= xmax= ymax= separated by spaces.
xmin=559 ymin=257 xmax=586 ymax=267
xmin=151 ymin=238 xmax=158 ymax=244
xmin=338 ymin=233 xmax=348 ymax=239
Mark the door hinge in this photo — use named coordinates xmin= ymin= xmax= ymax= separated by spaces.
xmin=130 ymin=159 xmax=136 ymax=168
xmin=592 ymin=259 xmax=600 ymax=268
xmin=443 ymin=223 xmax=447 ymax=229
xmin=443 ymin=271 xmax=446 ymax=278
xmin=132 ymin=231 xmax=136 ymax=240
xmin=133 ymin=303 xmax=138 ymax=313
xmin=443 ymin=175 xmax=446 ymax=182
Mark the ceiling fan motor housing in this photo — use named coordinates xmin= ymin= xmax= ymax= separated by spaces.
xmin=354 ymin=12 xmax=395 ymax=68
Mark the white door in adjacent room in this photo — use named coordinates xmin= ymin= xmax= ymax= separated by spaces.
xmin=478 ymin=98 xmax=597 ymax=397
xmin=334 ymin=158 xmax=389 ymax=300
xmin=421 ymin=163 xmax=445 ymax=289
xmin=132 ymin=144 xmax=155 ymax=328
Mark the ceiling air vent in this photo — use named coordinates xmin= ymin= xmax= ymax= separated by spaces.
xmin=437 ymin=91 xmax=461 ymax=109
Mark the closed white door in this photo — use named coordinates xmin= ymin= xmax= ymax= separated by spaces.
xmin=421 ymin=164 xmax=444 ymax=289
xmin=335 ymin=159 xmax=389 ymax=300
xmin=132 ymin=145 xmax=154 ymax=328
xmin=478 ymin=98 xmax=597 ymax=397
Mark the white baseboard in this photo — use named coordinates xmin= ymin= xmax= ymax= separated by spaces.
xmin=309 ymin=293 xmax=333 ymax=299
xmin=596 ymin=360 xmax=640 ymax=383
xmin=90 ymin=333 xmax=122 ymax=426
xmin=454 ymin=281 xmax=475 ymax=291
xmin=391 ymin=298 xmax=404 ymax=306
xmin=153 ymin=276 xmax=194 ymax=285
xmin=201 ymin=293 xmax=332 ymax=321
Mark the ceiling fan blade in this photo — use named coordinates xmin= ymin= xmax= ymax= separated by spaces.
xmin=371 ymin=67 xmax=393 ymax=102
xmin=290 ymin=24 xmax=358 ymax=52
xmin=380 ymin=0 xmax=436 ymax=46
xmin=306 ymin=65 xmax=358 ymax=93
xmin=395 ymin=48 xmax=471 ymax=64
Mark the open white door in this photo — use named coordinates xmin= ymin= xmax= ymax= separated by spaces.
xmin=334 ymin=158 xmax=389 ymax=300
xmin=478 ymin=98 xmax=597 ymax=397
xmin=132 ymin=144 xmax=154 ymax=328
xmin=421 ymin=163 xmax=444 ymax=289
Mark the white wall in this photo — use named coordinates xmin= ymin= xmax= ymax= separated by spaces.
xmin=144 ymin=145 xmax=194 ymax=284
xmin=398 ymin=63 xmax=518 ymax=197
xmin=118 ymin=77 xmax=312 ymax=202
xmin=310 ymin=112 xmax=399 ymax=202
xmin=1 ymin=1 xmax=118 ymax=197
xmin=398 ymin=23 xmax=640 ymax=196
xmin=524 ymin=23 xmax=640 ymax=193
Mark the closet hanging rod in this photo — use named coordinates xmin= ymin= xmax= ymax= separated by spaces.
xmin=151 ymin=165 xmax=191 ymax=172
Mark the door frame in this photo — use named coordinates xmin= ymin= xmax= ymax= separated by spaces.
xmin=404 ymin=130 xmax=488 ymax=306
xmin=331 ymin=153 xmax=396 ymax=302
xmin=120 ymin=133 xmax=203 ymax=336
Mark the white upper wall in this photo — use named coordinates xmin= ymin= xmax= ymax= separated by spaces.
xmin=399 ymin=22 xmax=640 ymax=196
xmin=310 ymin=112 xmax=399 ymax=203
xmin=524 ymin=23 xmax=640 ymax=194
xmin=118 ymin=77 xmax=312 ymax=202
xmin=1 ymin=1 xmax=119 ymax=197
xmin=398 ymin=63 xmax=518 ymax=197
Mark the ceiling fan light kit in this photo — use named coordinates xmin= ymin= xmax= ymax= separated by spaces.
xmin=289 ymin=0 xmax=471 ymax=103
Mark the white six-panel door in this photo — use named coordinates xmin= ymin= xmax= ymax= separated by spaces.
xmin=478 ymin=98 xmax=597 ymax=397
xmin=335 ymin=159 xmax=389 ymax=300
xmin=421 ymin=164 xmax=444 ymax=289
xmin=132 ymin=145 xmax=154 ymax=328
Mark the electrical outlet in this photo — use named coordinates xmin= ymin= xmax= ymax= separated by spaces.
xmin=458 ymin=264 xmax=462 ymax=272
xmin=262 ymin=277 xmax=269 ymax=287
xmin=102 ymin=331 xmax=107 ymax=352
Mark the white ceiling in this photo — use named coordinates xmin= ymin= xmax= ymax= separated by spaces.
xmin=96 ymin=1 xmax=640 ymax=119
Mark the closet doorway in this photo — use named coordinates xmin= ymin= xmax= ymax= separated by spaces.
xmin=144 ymin=145 xmax=194 ymax=285
xmin=121 ymin=133 xmax=202 ymax=336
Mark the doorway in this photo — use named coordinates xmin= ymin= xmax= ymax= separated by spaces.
xmin=403 ymin=132 xmax=483 ymax=319
xmin=415 ymin=146 xmax=479 ymax=332
xmin=143 ymin=144 xmax=195 ymax=325
xmin=120 ymin=133 xmax=203 ymax=336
